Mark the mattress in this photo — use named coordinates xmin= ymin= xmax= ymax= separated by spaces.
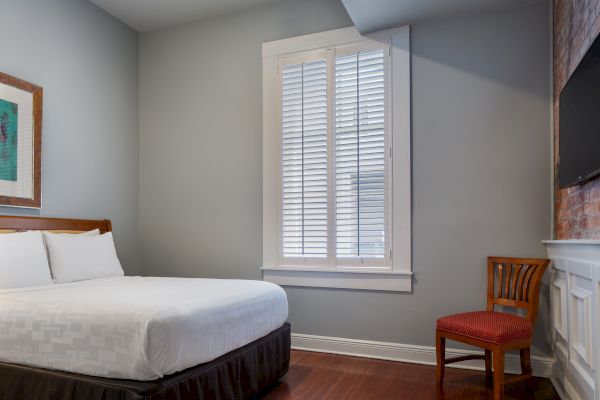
xmin=0 ymin=323 xmax=291 ymax=400
xmin=0 ymin=276 xmax=288 ymax=381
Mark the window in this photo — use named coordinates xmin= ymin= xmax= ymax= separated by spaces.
xmin=262 ymin=27 xmax=411 ymax=292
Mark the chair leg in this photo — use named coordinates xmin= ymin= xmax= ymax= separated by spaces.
xmin=485 ymin=350 xmax=492 ymax=381
xmin=520 ymin=347 xmax=532 ymax=375
xmin=436 ymin=331 xmax=445 ymax=385
xmin=492 ymin=349 xmax=504 ymax=400
xmin=520 ymin=347 xmax=534 ymax=389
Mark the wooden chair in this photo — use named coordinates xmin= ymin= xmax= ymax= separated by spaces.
xmin=435 ymin=256 xmax=550 ymax=400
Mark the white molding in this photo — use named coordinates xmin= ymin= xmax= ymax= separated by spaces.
xmin=548 ymin=1 xmax=555 ymax=241
xmin=262 ymin=265 xmax=410 ymax=274
xmin=564 ymin=378 xmax=585 ymax=400
xmin=543 ymin=240 xmax=600 ymax=245
xmin=546 ymin=242 xmax=600 ymax=262
xmin=550 ymin=375 xmax=575 ymax=400
xmin=390 ymin=25 xmax=412 ymax=276
xmin=262 ymin=41 xmax=279 ymax=270
xmin=262 ymin=268 xmax=412 ymax=292
xmin=552 ymin=279 xmax=569 ymax=340
xmin=291 ymin=332 xmax=553 ymax=378
xmin=262 ymin=27 xmax=364 ymax=58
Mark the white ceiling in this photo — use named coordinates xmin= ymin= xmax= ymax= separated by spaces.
xmin=341 ymin=0 xmax=544 ymax=33
xmin=88 ymin=0 xmax=286 ymax=32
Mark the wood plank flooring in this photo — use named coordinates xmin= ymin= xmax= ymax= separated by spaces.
xmin=260 ymin=350 xmax=559 ymax=400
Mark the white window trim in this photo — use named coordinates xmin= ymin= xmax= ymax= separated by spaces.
xmin=262 ymin=26 xmax=412 ymax=292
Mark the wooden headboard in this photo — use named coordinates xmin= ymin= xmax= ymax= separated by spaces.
xmin=0 ymin=215 xmax=112 ymax=234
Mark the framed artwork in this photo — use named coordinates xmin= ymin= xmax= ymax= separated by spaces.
xmin=0 ymin=72 xmax=42 ymax=208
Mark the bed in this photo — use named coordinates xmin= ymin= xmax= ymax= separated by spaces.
xmin=0 ymin=215 xmax=290 ymax=400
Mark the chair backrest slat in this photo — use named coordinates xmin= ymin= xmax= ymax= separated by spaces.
xmin=509 ymin=264 xmax=522 ymax=300
xmin=523 ymin=265 xmax=537 ymax=302
xmin=503 ymin=263 xmax=512 ymax=299
xmin=497 ymin=263 xmax=504 ymax=299
xmin=515 ymin=264 xmax=529 ymax=301
xmin=486 ymin=257 xmax=549 ymax=322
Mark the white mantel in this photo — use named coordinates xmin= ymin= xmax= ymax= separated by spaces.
xmin=543 ymin=240 xmax=600 ymax=245
xmin=543 ymin=239 xmax=600 ymax=400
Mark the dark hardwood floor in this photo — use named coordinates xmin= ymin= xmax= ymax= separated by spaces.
xmin=260 ymin=350 xmax=559 ymax=400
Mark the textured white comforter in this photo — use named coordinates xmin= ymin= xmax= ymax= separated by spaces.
xmin=0 ymin=276 xmax=288 ymax=380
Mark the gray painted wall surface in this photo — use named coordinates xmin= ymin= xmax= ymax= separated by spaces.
xmin=139 ymin=0 xmax=353 ymax=279
xmin=139 ymin=1 xmax=552 ymax=354
xmin=0 ymin=0 xmax=140 ymax=274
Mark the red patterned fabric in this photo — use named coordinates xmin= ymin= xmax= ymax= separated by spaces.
xmin=436 ymin=311 xmax=532 ymax=344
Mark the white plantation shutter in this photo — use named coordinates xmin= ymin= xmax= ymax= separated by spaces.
xmin=281 ymin=59 xmax=329 ymax=259
xmin=278 ymin=43 xmax=390 ymax=268
xmin=335 ymin=49 xmax=386 ymax=259
xmin=264 ymin=28 xmax=412 ymax=290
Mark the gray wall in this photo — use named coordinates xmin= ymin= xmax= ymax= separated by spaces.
xmin=286 ymin=3 xmax=552 ymax=355
xmin=139 ymin=0 xmax=552 ymax=354
xmin=139 ymin=0 xmax=353 ymax=279
xmin=0 ymin=0 xmax=140 ymax=274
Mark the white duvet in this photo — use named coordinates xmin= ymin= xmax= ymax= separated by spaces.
xmin=0 ymin=276 xmax=288 ymax=380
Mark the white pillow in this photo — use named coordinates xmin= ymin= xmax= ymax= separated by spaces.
xmin=43 ymin=229 xmax=100 ymax=236
xmin=0 ymin=231 xmax=53 ymax=289
xmin=79 ymin=229 xmax=100 ymax=236
xmin=43 ymin=231 xmax=124 ymax=283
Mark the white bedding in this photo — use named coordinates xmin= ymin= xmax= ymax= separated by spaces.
xmin=0 ymin=276 xmax=288 ymax=380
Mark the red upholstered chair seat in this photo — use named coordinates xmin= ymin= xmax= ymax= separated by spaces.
xmin=436 ymin=311 xmax=532 ymax=345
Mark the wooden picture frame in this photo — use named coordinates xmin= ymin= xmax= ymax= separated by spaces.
xmin=0 ymin=72 xmax=42 ymax=208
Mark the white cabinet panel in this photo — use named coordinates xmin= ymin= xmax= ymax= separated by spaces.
xmin=544 ymin=241 xmax=600 ymax=400
xmin=569 ymin=268 xmax=594 ymax=371
xmin=596 ymin=277 xmax=600 ymax=400
xmin=552 ymin=271 xmax=568 ymax=341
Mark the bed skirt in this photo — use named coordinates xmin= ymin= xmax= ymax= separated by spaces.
xmin=0 ymin=322 xmax=290 ymax=400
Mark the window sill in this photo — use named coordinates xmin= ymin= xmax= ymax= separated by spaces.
xmin=261 ymin=266 xmax=412 ymax=292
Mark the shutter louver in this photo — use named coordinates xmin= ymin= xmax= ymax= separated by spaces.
xmin=335 ymin=49 xmax=386 ymax=259
xmin=282 ymin=60 xmax=328 ymax=259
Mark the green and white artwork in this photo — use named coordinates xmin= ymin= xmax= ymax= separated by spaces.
xmin=0 ymin=98 xmax=18 ymax=182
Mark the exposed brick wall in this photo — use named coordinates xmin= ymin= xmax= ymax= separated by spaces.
xmin=554 ymin=0 xmax=600 ymax=239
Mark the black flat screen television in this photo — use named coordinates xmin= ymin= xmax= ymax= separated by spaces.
xmin=559 ymin=35 xmax=600 ymax=188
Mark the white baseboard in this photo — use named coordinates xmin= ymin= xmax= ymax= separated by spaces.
xmin=550 ymin=375 xmax=570 ymax=400
xmin=563 ymin=378 xmax=584 ymax=400
xmin=291 ymin=332 xmax=554 ymax=378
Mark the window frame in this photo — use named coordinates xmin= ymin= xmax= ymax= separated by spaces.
xmin=262 ymin=26 xmax=412 ymax=292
